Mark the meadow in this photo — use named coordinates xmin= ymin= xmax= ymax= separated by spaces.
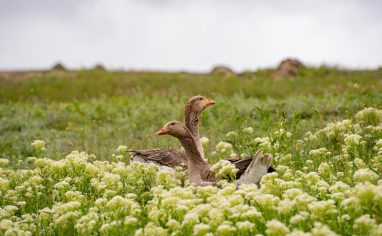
xmin=0 ymin=67 xmax=381 ymax=235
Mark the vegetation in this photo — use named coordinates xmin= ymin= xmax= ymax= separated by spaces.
xmin=0 ymin=67 xmax=381 ymax=235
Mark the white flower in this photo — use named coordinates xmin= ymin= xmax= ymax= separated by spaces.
xmin=354 ymin=158 xmax=367 ymax=168
xmin=309 ymin=147 xmax=329 ymax=157
xmin=216 ymin=224 xmax=236 ymax=235
xmin=375 ymin=139 xmax=382 ymax=148
xmin=182 ymin=213 xmax=200 ymax=227
xmin=193 ymin=223 xmax=210 ymax=235
xmin=242 ymin=127 xmax=254 ymax=134
xmin=236 ymin=221 xmax=254 ymax=232
xmin=254 ymin=137 xmax=271 ymax=149
xmin=216 ymin=141 xmax=233 ymax=154
xmin=31 ymin=140 xmax=46 ymax=151
xmin=355 ymin=107 xmax=382 ymax=125
xmin=226 ymin=131 xmax=238 ymax=139
xmin=318 ymin=162 xmax=331 ymax=175
xmin=200 ymin=137 xmax=210 ymax=147
xmin=210 ymin=160 xmax=238 ymax=180
xmin=266 ymin=220 xmax=290 ymax=236
xmin=0 ymin=158 xmax=9 ymax=167
xmin=309 ymin=200 xmax=337 ymax=219
xmin=311 ymin=223 xmax=338 ymax=236
xmin=116 ymin=145 xmax=128 ymax=154
xmin=166 ymin=219 xmax=181 ymax=231
xmin=329 ymin=181 xmax=350 ymax=193
xmin=277 ymin=199 xmax=295 ymax=215
xmin=344 ymin=134 xmax=362 ymax=146
xmin=353 ymin=168 xmax=379 ymax=183
xmin=275 ymin=129 xmax=286 ymax=136
xmin=353 ymin=214 xmax=377 ymax=234
xmin=0 ymin=219 xmax=13 ymax=231
xmin=115 ymin=154 xmax=125 ymax=162
xmin=290 ymin=212 xmax=309 ymax=225
xmin=229 ymin=152 xmax=238 ymax=158
xmin=240 ymin=153 xmax=248 ymax=158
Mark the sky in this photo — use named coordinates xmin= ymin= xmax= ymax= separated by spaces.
xmin=0 ymin=0 xmax=381 ymax=72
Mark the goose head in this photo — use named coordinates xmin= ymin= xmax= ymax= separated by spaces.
xmin=186 ymin=95 xmax=215 ymax=113
xmin=156 ymin=121 xmax=192 ymax=139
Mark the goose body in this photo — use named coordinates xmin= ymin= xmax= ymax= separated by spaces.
xmin=157 ymin=121 xmax=273 ymax=186
xmin=131 ymin=148 xmax=275 ymax=179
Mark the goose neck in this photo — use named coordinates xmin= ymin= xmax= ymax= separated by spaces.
xmin=178 ymin=136 xmax=208 ymax=167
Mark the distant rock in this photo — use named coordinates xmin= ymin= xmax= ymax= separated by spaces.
xmin=51 ymin=63 xmax=66 ymax=71
xmin=271 ymin=58 xmax=304 ymax=79
xmin=93 ymin=64 xmax=107 ymax=71
xmin=211 ymin=65 xmax=235 ymax=77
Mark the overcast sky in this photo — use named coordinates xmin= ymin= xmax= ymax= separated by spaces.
xmin=0 ymin=0 xmax=381 ymax=72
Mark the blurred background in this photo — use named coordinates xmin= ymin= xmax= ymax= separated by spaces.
xmin=0 ymin=0 xmax=381 ymax=163
xmin=0 ymin=0 xmax=381 ymax=71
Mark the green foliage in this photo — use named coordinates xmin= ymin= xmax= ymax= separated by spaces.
xmin=0 ymin=68 xmax=381 ymax=162
xmin=0 ymin=68 xmax=382 ymax=235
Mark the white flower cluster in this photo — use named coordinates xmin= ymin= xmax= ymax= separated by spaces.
xmin=253 ymin=137 xmax=272 ymax=150
xmin=31 ymin=140 xmax=46 ymax=151
xmin=0 ymin=107 xmax=382 ymax=235
xmin=226 ymin=131 xmax=238 ymax=139
xmin=344 ymin=133 xmax=363 ymax=146
xmin=116 ymin=145 xmax=128 ymax=154
xmin=0 ymin=158 xmax=9 ymax=167
xmin=242 ymin=127 xmax=254 ymax=134
xmin=210 ymin=160 xmax=238 ymax=180
xmin=309 ymin=147 xmax=331 ymax=157
xmin=355 ymin=107 xmax=382 ymax=126
xmin=274 ymin=128 xmax=292 ymax=138
xmin=215 ymin=141 xmax=235 ymax=157
xmin=199 ymin=137 xmax=210 ymax=147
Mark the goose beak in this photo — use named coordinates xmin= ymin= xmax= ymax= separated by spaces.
xmin=205 ymin=99 xmax=215 ymax=107
xmin=156 ymin=127 xmax=169 ymax=135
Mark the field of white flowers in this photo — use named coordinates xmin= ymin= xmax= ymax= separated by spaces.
xmin=0 ymin=107 xmax=381 ymax=236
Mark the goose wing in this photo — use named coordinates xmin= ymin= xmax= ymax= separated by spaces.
xmin=130 ymin=148 xmax=187 ymax=168
xmin=227 ymin=153 xmax=276 ymax=179
xmin=235 ymin=152 xmax=273 ymax=185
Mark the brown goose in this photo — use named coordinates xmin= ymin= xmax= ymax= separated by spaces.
xmin=130 ymin=96 xmax=215 ymax=168
xmin=156 ymin=121 xmax=215 ymax=185
xmin=156 ymin=121 xmax=273 ymax=186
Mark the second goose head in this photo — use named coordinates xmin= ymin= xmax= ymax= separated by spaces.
xmin=185 ymin=96 xmax=215 ymax=159
xmin=184 ymin=96 xmax=215 ymax=134
xmin=186 ymin=95 xmax=215 ymax=115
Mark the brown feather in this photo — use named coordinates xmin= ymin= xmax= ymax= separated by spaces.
xmin=130 ymin=148 xmax=187 ymax=168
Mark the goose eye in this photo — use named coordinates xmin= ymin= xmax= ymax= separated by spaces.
xmin=199 ymin=97 xmax=203 ymax=101
xmin=171 ymin=123 xmax=175 ymax=126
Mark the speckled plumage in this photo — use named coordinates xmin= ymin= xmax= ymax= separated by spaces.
xmin=130 ymin=148 xmax=187 ymax=168
xmin=131 ymin=96 xmax=209 ymax=168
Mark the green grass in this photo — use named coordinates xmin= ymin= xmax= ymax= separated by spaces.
xmin=1 ymin=68 xmax=381 ymax=163
xmin=1 ymin=67 xmax=382 ymax=235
